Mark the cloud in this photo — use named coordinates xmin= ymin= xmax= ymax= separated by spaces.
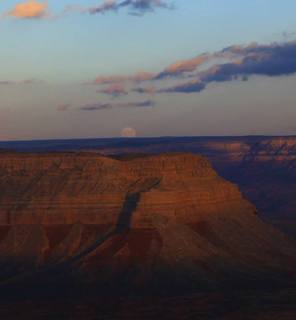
xmin=156 ymin=54 xmax=212 ymax=79
xmin=57 ymin=104 xmax=71 ymax=112
xmin=90 ymin=0 xmax=122 ymax=15
xmin=200 ymin=41 xmax=296 ymax=82
xmin=77 ymin=0 xmax=118 ymax=15
xmin=0 ymin=79 xmax=42 ymax=85
xmin=97 ymin=83 xmax=128 ymax=97
xmin=90 ymin=55 xmax=215 ymax=87
xmin=89 ymin=49 xmax=237 ymax=88
xmin=278 ymin=31 xmax=296 ymax=41
xmin=121 ymin=0 xmax=172 ymax=15
xmin=86 ymin=40 xmax=296 ymax=96
xmin=6 ymin=0 xmax=48 ymax=19
xmin=154 ymin=49 xmax=243 ymax=80
xmin=89 ymin=71 xmax=155 ymax=85
xmin=0 ymin=81 xmax=19 ymax=85
xmin=90 ymin=75 xmax=127 ymax=85
xmin=135 ymin=41 xmax=296 ymax=94
xmin=159 ymin=80 xmax=206 ymax=93
xmin=79 ymin=99 xmax=155 ymax=111
xmin=85 ymin=0 xmax=172 ymax=16
xmin=87 ymin=71 xmax=155 ymax=97
xmin=132 ymin=86 xmax=157 ymax=95
xmin=128 ymin=99 xmax=155 ymax=107
xmin=63 ymin=0 xmax=172 ymax=17
xmin=79 ymin=103 xmax=112 ymax=111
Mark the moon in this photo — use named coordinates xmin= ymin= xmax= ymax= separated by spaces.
xmin=121 ymin=127 xmax=137 ymax=138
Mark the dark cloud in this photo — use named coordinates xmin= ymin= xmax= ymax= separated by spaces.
xmin=201 ymin=41 xmax=296 ymax=83
xmin=79 ymin=99 xmax=155 ymax=111
xmin=79 ymin=103 xmax=112 ymax=111
xmin=132 ymin=86 xmax=156 ymax=95
xmin=155 ymin=41 xmax=296 ymax=82
xmin=129 ymin=99 xmax=155 ymax=107
xmin=87 ymin=0 xmax=118 ymax=15
xmin=81 ymin=0 xmax=172 ymax=16
xmin=87 ymin=41 xmax=296 ymax=96
xmin=120 ymin=0 xmax=172 ymax=15
xmin=159 ymin=80 xmax=206 ymax=93
xmin=152 ymin=41 xmax=296 ymax=93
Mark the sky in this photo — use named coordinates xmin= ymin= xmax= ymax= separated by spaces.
xmin=0 ymin=0 xmax=296 ymax=140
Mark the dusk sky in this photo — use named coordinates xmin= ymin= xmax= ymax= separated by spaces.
xmin=1 ymin=0 xmax=296 ymax=140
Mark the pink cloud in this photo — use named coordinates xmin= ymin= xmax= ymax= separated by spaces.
xmin=97 ymin=83 xmax=128 ymax=97
xmin=7 ymin=1 xmax=48 ymax=19
xmin=90 ymin=71 xmax=155 ymax=86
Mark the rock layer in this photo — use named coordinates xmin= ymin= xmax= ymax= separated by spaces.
xmin=0 ymin=153 xmax=249 ymax=227
xmin=1 ymin=136 xmax=296 ymax=230
xmin=0 ymin=152 xmax=295 ymax=292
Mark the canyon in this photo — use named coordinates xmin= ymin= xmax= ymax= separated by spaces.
xmin=0 ymin=150 xmax=295 ymax=318
xmin=0 ymin=152 xmax=295 ymax=294
xmin=2 ymin=136 xmax=294 ymax=228
xmin=101 ymin=136 xmax=296 ymax=229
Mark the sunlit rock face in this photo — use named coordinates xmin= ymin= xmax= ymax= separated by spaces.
xmin=0 ymin=153 xmax=249 ymax=227
xmin=0 ymin=152 xmax=295 ymax=292
xmin=90 ymin=136 xmax=296 ymax=236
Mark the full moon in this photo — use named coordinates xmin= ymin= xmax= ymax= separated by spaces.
xmin=121 ymin=127 xmax=137 ymax=138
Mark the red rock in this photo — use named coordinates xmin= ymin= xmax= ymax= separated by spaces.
xmin=0 ymin=152 xmax=295 ymax=290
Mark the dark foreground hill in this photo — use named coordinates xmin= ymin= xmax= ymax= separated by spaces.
xmin=0 ymin=152 xmax=295 ymax=319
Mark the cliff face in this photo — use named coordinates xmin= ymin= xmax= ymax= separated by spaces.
xmin=44 ymin=135 xmax=294 ymax=235
xmin=1 ymin=136 xmax=296 ymax=227
xmin=0 ymin=152 xmax=295 ymax=292
xmin=0 ymin=153 xmax=247 ymax=226
xmin=204 ymin=138 xmax=296 ymax=234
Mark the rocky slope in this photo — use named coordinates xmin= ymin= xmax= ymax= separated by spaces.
xmin=91 ymin=136 xmax=296 ymax=236
xmin=1 ymin=136 xmax=295 ymax=225
xmin=0 ymin=152 xmax=295 ymax=294
xmin=13 ymin=134 xmax=293 ymax=237
xmin=100 ymin=137 xmax=296 ymax=220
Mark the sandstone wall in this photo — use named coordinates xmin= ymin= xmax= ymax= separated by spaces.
xmin=0 ymin=153 xmax=248 ymax=227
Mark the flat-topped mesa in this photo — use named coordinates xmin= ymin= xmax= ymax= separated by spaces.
xmin=0 ymin=152 xmax=295 ymax=292
xmin=0 ymin=152 xmax=251 ymax=227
